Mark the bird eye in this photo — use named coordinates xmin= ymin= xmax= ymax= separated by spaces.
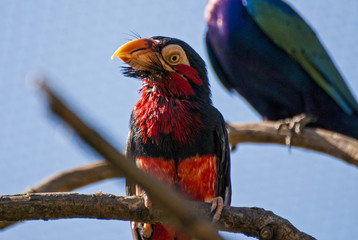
xmin=169 ymin=53 xmax=180 ymax=63
xmin=161 ymin=44 xmax=190 ymax=66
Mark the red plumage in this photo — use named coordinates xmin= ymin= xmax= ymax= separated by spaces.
xmin=112 ymin=36 xmax=231 ymax=240
xmin=133 ymin=75 xmax=203 ymax=145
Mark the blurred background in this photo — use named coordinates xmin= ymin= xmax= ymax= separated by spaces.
xmin=1 ymin=1 xmax=357 ymax=239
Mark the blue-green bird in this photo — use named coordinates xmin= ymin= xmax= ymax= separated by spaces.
xmin=206 ymin=0 xmax=358 ymax=139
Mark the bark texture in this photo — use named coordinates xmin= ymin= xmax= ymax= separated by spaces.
xmin=0 ymin=193 xmax=315 ymax=240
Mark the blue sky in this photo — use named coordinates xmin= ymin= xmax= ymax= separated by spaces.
xmin=1 ymin=1 xmax=358 ymax=239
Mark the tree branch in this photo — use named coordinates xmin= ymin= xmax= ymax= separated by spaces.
xmin=0 ymin=193 xmax=315 ymax=240
xmin=28 ymin=160 xmax=122 ymax=193
xmin=227 ymin=122 xmax=358 ymax=167
xmin=2 ymin=80 xmax=332 ymax=239
xmin=2 ymin=91 xmax=356 ymax=237
xmin=38 ymin=81 xmax=224 ymax=240
xmin=0 ymin=160 xmax=121 ymax=231
xmin=25 ymin=121 xmax=358 ymax=198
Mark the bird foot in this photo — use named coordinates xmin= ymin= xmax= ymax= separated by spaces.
xmin=210 ymin=196 xmax=224 ymax=222
xmin=137 ymin=191 xmax=153 ymax=238
xmin=275 ymin=113 xmax=317 ymax=147
xmin=140 ymin=223 xmax=153 ymax=239
xmin=143 ymin=191 xmax=152 ymax=209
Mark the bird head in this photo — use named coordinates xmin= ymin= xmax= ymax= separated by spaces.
xmin=111 ymin=36 xmax=211 ymax=101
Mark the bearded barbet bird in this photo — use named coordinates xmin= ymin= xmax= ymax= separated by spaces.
xmin=205 ymin=0 xmax=358 ymax=139
xmin=111 ymin=36 xmax=231 ymax=240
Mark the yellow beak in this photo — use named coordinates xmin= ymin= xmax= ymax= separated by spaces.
xmin=111 ymin=38 xmax=157 ymax=62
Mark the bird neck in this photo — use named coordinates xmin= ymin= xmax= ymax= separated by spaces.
xmin=133 ymin=76 xmax=204 ymax=146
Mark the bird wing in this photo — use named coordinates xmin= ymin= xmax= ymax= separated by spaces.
xmin=245 ymin=0 xmax=358 ymax=114
xmin=214 ymin=112 xmax=231 ymax=206
xmin=125 ymin=115 xmax=138 ymax=197
xmin=125 ymin=122 xmax=142 ymax=240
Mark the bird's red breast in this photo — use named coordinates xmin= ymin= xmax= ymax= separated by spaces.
xmin=136 ymin=154 xmax=217 ymax=240
xmin=136 ymin=155 xmax=217 ymax=202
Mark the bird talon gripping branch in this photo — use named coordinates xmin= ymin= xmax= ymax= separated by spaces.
xmin=211 ymin=196 xmax=224 ymax=222
xmin=275 ymin=113 xmax=318 ymax=147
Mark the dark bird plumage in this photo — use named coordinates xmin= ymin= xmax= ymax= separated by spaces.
xmin=112 ymin=36 xmax=231 ymax=240
xmin=205 ymin=0 xmax=358 ymax=139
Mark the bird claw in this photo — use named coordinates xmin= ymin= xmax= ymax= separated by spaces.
xmin=275 ymin=113 xmax=317 ymax=148
xmin=143 ymin=192 xmax=152 ymax=209
xmin=141 ymin=223 xmax=153 ymax=239
xmin=134 ymin=191 xmax=153 ymax=239
xmin=210 ymin=197 xmax=224 ymax=222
